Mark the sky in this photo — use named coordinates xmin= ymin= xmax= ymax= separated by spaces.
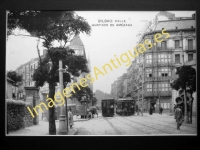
xmin=6 ymin=11 xmax=195 ymax=94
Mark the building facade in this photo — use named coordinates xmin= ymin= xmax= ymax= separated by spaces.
xmin=110 ymin=11 xmax=196 ymax=115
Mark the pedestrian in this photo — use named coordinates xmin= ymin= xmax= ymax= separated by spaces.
xmin=159 ymin=107 xmax=163 ymax=115
xmin=186 ymin=90 xmax=194 ymax=124
xmin=174 ymin=97 xmax=184 ymax=130
xmin=87 ymin=108 xmax=92 ymax=119
xmin=68 ymin=108 xmax=73 ymax=128
xmin=149 ymin=105 xmax=153 ymax=115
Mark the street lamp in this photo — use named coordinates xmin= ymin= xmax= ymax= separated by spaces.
xmin=80 ymin=91 xmax=88 ymax=119
xmin=57 ymin=23 xmax=68 ymax=135
xmin=178 ymin=31 xmax=188 ymax=124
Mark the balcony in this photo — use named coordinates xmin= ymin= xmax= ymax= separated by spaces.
xmin=185 ymin=46 xmax=196 ymax=53
xmin=143 ymin=91 xmax=171 ymax=97
xmin=157 ymin=47 xmax=174 ymax=51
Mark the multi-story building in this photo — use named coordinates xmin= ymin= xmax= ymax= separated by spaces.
xmin=110 ymin=11 xmax=196 ymax=115
xmin=134 ymin=11 xmax=196 ymax=114
xmin=16 ymin=56 xmax=41 ymax=99
xmin=16 ymin=35 xmax=93 ymax=101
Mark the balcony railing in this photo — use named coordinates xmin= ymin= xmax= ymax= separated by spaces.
xmin=156 ymin=47 xmax=174 ymax=51
xmin=143 ymin=91 xmax=171 ymax=97
xmin=185 ymin=46 xmax=196 ymax=52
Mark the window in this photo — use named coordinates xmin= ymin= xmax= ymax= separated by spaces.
xmin=175 ymin=54 xmax=180 ymax=63
xmin=161 ymin=41 xmax=166 ymax=49
xmin=147 ymin=84 xmax=152 ymax=92
xmin=175 ymin=40 xmax=180 ymax=48
xmin=26 ymin=65 xmax=29 ymax=72
xmin=26 ymin=74 xmax=29 ymax=80
xmin=159 ymin=68 xmax=171 ymax=77
xmin=162 ymin=103 xmax=170 ymax=109
xmin=146 ymin=69 xmax=152 ymax=77
xmin=188 ymin=39 xmax=193 ymax=50
xmin=188 ymin=54 xmax=193 ymax=62
xmin=161 ymin=103 xmax=164 ymax=108
xmin=158 ymin=54 xmax=171 ymax=63
xmin=158 ymin=83 xmax=169 ymax=91
xmin=146 ymin=55 xmax=152 ymax=64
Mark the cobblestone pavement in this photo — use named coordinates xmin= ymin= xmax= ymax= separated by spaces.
xmin=7 ymin=112 xmax=196 ymax=136
xmin=74 ymin=112 xmax=197 ymax=135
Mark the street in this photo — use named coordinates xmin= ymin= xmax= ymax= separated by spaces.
xmin=73 ymin=112 xmax=197 ymax=135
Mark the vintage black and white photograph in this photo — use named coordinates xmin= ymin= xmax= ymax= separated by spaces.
xmin=6 ymin=11 xmax=197 ymax=136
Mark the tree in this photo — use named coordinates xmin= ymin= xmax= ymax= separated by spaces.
xmin=170 ymin=66 xmax=196 ymax=93
xmin=7 ymin=70 xmax=23 ymax=85
xmin=170 ymin=66 xmax=196 ymax=123
xmin=8 ymin=11 xmax=91 ymax=135
xmin=92 ymin=97 xmax=98 ymax=106
xmin=70 ymin=86 xmax=93 ymax=104
xmin=6 ymin=70 xmax=23 ymax=99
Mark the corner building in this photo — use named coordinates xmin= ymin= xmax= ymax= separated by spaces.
xmin=132 ymin=11 xmax=196 ymax=113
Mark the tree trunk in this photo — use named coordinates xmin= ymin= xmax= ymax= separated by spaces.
xmin=48 ymin=82 xmax=56 ymax=135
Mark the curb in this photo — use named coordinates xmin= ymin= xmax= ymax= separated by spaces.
xmin=55 ymin=128 xmax=78 ymax=135
xmin=73 ymin=118 xmax=89 ymax=122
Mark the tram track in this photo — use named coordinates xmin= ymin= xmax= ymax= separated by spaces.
xmin=111 ymin=117 xmax=151 ymax=134
xmin=132 ymin=116 xmax=197 ymax=133
xmin=103 ymin=116 xmax=123 ymax=135
xmin=115 ymin=115 xmax=172 ymax=135
xmin=146 ymin=115 xmax=197 ymax=129
xmin=116 ymin=114 xmax=196 ymax=134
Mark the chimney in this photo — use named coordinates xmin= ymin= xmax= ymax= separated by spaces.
xmin=43 ymin=49 xmax=47 ymax=56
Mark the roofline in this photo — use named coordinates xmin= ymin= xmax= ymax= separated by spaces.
xmin=158 ymin=18 xmax=195 ymax=22
xmin=138 ymin=28 xmax=195 ymax=43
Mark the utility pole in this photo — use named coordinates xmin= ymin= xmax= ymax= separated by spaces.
xmin=58 ymin=23 xmax=68 ymax=135
xmin=141 ymin=57 xmax=144 ymax=116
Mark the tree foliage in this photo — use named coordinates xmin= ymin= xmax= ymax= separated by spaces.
xmin=92 ymin=97 xmax=98 ymax=106
xmin=32 ymin=47 xmax=89 ymax=87
xmin=170 ymin=66 xmax=196 ymax=93
xmin=70 ymin=85 xmax=93 ymax=103
xmin=7 ymin=10 xmax=91 ymax=135
xmin=7 ymin=70 xmax=23 ymax=86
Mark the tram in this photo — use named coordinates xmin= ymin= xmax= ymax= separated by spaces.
xmin=115 ymin=97 xmax=135 ymax=116
xmin=101 ymin=98 xmax=115 ymax=117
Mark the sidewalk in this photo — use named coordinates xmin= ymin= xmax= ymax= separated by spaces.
xmin=144 ymin=112 xmax=197 ymax=128
xmin=7 ymin=115 xmax=90 ymax=136
xmin=8 ymin=120 xmax=77 ymax=136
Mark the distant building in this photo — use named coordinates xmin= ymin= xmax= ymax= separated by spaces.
xmin=6 ymin=77 xmax=15 ymax=99
xmin=16 ymin=53 xmax=44 ymax=99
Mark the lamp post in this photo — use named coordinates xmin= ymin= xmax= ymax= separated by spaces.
xmin=80 ymin=92 xmax=87 ymax=119
xmin=179 ymin=31 xmax=188 ymax=124
xmin=141 ymin=56 xmax=144 ymax=116
xmin=58 ymin=60 xmax=68 ymax=135
xmin=57 ymin=23 xmax=68 ymax=135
